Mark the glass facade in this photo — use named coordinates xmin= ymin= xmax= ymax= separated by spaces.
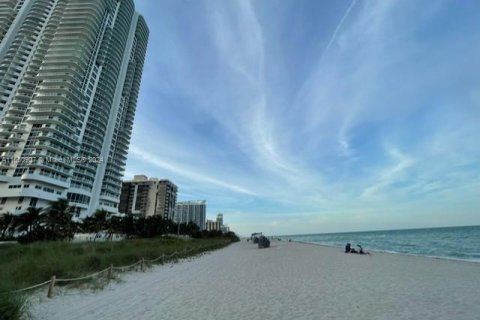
xmin=0 ymin=0 xmax=148 ymax=218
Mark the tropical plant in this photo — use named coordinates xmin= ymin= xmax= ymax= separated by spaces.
xmin=0 ymin=213 xmax=16 ymax=240
xmin=106 ymin=215 xmax=124 ymax=241
xmin=15 ymin=207 xmax=43 ymax=234
xmin=42 ymin=198 xmax=74 ymax=241
xmin=0 ymin=289 xmax=27 ymax=320
xmin=83 ymin=209 xmax=110 ymax=241
xmin=122 ymin=213 xmax=135 ymax=238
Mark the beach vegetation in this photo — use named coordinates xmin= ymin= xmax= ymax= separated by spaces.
xmin=0 ymin=213 xmax=16 ymax=241
xmin=0 ymin=237 xmax=233 ymax=292
xmin=0 ymin=283 xmax=27 ymax=320
xmin=1 ymin=199 xmax=238 ymax=244
xmin=0 ymin=200 xmax=240 ymax=320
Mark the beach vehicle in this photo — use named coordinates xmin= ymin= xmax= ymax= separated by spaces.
xmin=258 ymin=235 xmax=270 ymax=248
xmin=251 ymin=232 xmax=262 ymax=244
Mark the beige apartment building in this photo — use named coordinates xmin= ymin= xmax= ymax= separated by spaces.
xmin=119 ymin=175 xmax=177 ymax=219
xmin=205 ymin=213 xmax=229 ymax=233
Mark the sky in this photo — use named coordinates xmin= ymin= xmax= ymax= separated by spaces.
xmin=128 ymin=0 xmax=480 ymax=236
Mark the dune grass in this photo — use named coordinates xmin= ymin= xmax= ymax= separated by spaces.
xmin=0 ymin=237 xmax=231 ymax=319
xmin=0 ymin=237 xmax=230 ymax=292
xmin=0 ymin=284 xmax=27 ymax=320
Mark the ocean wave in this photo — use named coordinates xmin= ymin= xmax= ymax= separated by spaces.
xmin=281 ymin=226 xmax=480 ymax=263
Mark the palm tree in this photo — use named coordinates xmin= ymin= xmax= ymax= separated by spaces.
xmin=107 ymin=215 xmax=123 ymax=241
xmin=93 ymin=209 xmax=109 ymax=241
xmin=0 ymin=213 xmax=15 ymax=240
xmin=16 ymin=207 xmax=43 ymax=234
xmin=122 ymin=213 xmax=135 ymax=239
xmin=93 ymin=209 xmax=108 ymax=222
xmin=81 ymin=209 xmax=110 ymax=241
xmin=43 ymin=198 xmax=74 ymax=241
xmin=14 ymin=207 xmax=43 ymax=242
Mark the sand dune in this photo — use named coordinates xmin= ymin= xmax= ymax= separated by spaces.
xmin=29 ymin=240 xmax=480 ymax=320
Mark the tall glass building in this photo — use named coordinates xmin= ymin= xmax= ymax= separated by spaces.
xmin=0 ymin=0 xmax=148 ymax=218
xmin=174 ymin=201 xmax=207 ymax=230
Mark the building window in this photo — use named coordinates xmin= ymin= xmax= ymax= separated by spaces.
xmin=29 ymin=198 xmax=38 ymax=208
xmin=43 ymin=187 xmax=54 ymax=193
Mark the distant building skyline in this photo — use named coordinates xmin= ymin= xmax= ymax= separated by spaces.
xmin=205 ymin=213 xmax=229 ymax=233
xmin=119 ymin=175 xmax=177 ymax=218
xmin=174 ymin=200 xmax=206 ymax=230
xmin=0 ymin=0 xmax=148 ymax=218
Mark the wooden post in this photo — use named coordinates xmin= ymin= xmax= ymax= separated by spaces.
xmin=161 ymin=254 xmax=165 ymax=264
xmin=141 ymin=258 xmax=145 ymax=272
xmin=47 ymin=275 xmax=56 ymax=298
xmin=107 ymin=264 xmax=113 ymax=279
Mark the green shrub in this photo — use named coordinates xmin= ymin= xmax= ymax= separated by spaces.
xmin=84 ymin=255 xmax=102 ymax=270
xmin=0 ymin=284 xmax=27 ymax=320
xmin=71 ymin=247 xmax=85 ymax=256
xmin=0 ymin=237 xmax=234 ymax=295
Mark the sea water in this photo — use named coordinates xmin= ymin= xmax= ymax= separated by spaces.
xmin=282 ymin=225 xmax=480 ymax=263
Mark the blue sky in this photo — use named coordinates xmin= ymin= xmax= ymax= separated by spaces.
xmin=128 ymin=0 xmax=480 ymax=236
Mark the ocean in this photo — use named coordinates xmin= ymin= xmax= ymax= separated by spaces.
xmin=281 ymin=225 xmax=480 ymax=263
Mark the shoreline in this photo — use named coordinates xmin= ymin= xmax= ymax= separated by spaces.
xmin=289 ymin=240 xmax=480 ymax=265
xmin=275 ymin=224 xmax=480 ymax=237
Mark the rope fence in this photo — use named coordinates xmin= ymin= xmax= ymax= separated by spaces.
xmin=2 ymin=243 xmax=225 ymax=298
xmin=112 ymin=260 xmax=142 ymax=271
xmin=9 ymin=280 xmax=52 ymax=294
xmin=55 ymin=267 xmax=111 ymax=283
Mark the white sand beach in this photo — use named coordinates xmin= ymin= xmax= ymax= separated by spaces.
xmin=29 ymin=240 xmax=480 ymax=320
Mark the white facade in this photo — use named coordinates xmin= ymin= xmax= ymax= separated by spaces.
xmin=205 ymin=213 xmax=229 ymax=233
xmin=216 ymin=213 xmax=223 ymax=226
xmin=205 ymin=219 xmax=219 ymax=232
xmin=174 ymin=200 xmax=206 ymax=230
xmin=0 ymin=0 xmax=148 ymax=218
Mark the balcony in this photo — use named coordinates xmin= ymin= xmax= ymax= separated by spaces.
xmin=20 ymin=173 xmax=70 ymax=189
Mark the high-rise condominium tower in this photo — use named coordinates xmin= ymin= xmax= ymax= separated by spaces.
xmin=119 ymin=175 xmax=178 ymax=219
xmin=0 ymin=0 xmax=148 ymax=218
xmin=174 ymin=200 xmax=206 ymax=230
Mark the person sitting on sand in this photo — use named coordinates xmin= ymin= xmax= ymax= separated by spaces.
xmin=346 ymin=243 xmax=370 ymax=254
xmin=345 ymin=243 xmax=351 ymax=253
xmin=356 ymin=245 xmax=370 ymax=255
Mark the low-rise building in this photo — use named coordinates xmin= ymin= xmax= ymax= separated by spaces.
xmin=205 ymin=213 xmax=229 ymax=233
xmin=205 ymin=219 xmax=220 ymax=231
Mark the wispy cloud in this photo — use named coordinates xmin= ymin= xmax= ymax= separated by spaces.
xmin=360 ymin=146 xmax=416 ymax=199
xmin=131 ymin=0 xmax=480 ymax=234
xmin=129 ymin=145 xmax=255 ymax=196
xmin=319 ymin=0 xmax=358 ymax=62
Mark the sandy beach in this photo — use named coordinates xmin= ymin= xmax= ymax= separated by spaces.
xmin=29 ymin=240 xmax=480 ymax=320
